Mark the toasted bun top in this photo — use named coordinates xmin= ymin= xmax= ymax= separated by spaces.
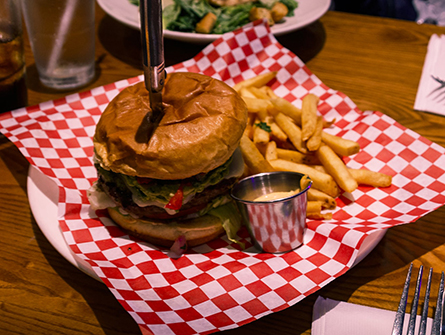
xmin=94 ymin=72 xmax=248 ymax=180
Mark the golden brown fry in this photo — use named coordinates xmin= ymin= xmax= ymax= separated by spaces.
xmin=253 ymin=119 xmax=270 ymax=144
xmin=307 ymin=212 xmax=333 ymax=220
xmin=276 ymin=148 xmax=320 ymax=165
xmin=306 ymin=116 xmax=323 ymax=151
xmin=321 ymin=131 xmax=360 ymax=157
xmin=269 ymin=122 xmax=288 ymax=142
xmin=248 ymin=86 xmax=270 ymax=99
xmin=307 ymin=201 xmax=323 ymax=214
xmin=323 ymin=118 xmax=336 ymax=128
xmin=265 ymin=141 xmax=278 ymax=161
xmin=240 ymin=134 xmax=275 ymax=174
xmin=269 ymin=159 xmax=339 ymax=197
xmin=233 ymin=72 xmax=277 ymax=92
xmin=301 ymin=94 xmax=319 ymax=141
xmin=307 ymin=188 xmax=337 ymax=210
xmin=269 ymin=98 xmax=302 ymax=125
xmin=316 ymin=144 xmax=358 ymax=193
xmin=274 ymin=113 xmax=307 ymax=153
xmin=261 ymin=86 xmax=279 ymax=99
xmin=240 ymin=87 xmax=257 ymax=99
xmin=348 ymin=169 xmax=392 ymax=187
xmin=243 ymin=97 xmax=273 ymax=114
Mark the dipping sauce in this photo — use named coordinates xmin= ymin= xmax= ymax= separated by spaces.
xmin=254 ymin=190 xmax=299 ymax=202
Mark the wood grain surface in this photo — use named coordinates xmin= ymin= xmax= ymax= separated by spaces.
xmin=1 ymin=3 xmax=445 ymax=334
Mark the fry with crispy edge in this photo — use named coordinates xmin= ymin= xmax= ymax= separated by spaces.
xmin=306 ymin=116 xmax=323 ymax=151
xmin=321 ymin=131 xmax=360 ymax=157
xmin=276 ymin=148 xmax=320 ymax=165
xmin=348 ymin=169 xmax=392 ymax=187
xmin=302 ymin=94 xmax=319 ymax=141
xmin=233 ymin=72 xmax=277 ymax=92
xmin=307 ymin=188 xmax=337 ymax=209
xmin=269 ymin=97 xmax=302 ymax=125
xmin=274 ymin=113 xmax=307 ymax=153
xmin=316 ymin=144 xmax=358 ymax=193
xmin=269 ymin=159 xmax=339 ymax=197
xmin=239 ymin=134 xmax=275 ymax=174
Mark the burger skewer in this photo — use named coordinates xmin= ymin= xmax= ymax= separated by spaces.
xmin=140 ymin=0 xmax=165 ymax=140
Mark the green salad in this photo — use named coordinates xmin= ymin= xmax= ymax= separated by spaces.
xmin=130 ymin=0 xmax=298 ymax=34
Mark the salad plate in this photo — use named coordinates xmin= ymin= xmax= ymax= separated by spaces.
xmin=97 ymin=0 xmax=331 ymax=43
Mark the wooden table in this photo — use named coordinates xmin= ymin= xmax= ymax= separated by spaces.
xmin=1 ymin=3 xmax=445 ymax=334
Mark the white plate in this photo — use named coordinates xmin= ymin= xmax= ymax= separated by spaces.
xmin=96 ymin=0 xmax=331 ymax=43
xmin=27 ymin=165 xmax=385 ymax=283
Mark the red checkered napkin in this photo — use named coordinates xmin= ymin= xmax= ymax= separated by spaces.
xmin=1 ymin=21 xmax=445 ymax=335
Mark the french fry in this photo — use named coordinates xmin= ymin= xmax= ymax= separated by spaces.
xmin=306 ymin=116 xmax=323 ymax=151
xmin=274 ymin=113 xmax=307 ymax=153
xmin=321 ymin=131 xmax=360 ymax=157
xmin=248 ymin=86 xmax=270 ymax=99
xmin=307 ymin=188 xmax=336 ymax=209
xmin=260 ymin=86 xmax=279 ymax=99
xmin=239 ymin=134 xmax=275 ymax=174
xmin=276 ymin=148 xmax=320 ymax=165
xmin=269 ymin=159 xmax=339 ymax=197
xmin=243 ymin=97 xmax=273 ymax=114
xmin=301 ymin=94 xmax=319 ymax=141
xmin=307 ymin=201 xmax=323 ymax=214
xmin=265 ymin=141 xmax=278 ymax=161
xmin=240 ymin=87 xmax=257 ymax=99
xmin=233 ymin=72 xmax=277 ymax=92
xmin=348 ymin=169 xmax=392 ymax=187
xmin=316 ymin=144 xmax=358 ymax=193
xmin=253 ymin=119 xmax=270 ymax=144
xmin=307 ymin=212 xmax=333 ymax=220
xmin=269 ymin=97 xmax=302 ymax=125
xmin=269 ymin=122 xmax=288 ymax=142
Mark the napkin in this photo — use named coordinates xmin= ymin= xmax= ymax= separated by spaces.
xmin=414 ymin=34 xmax=445 ymax=115
xmin=312 ymin=296 xmax=433 ymax=335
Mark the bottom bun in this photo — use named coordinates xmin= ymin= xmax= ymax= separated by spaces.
xmin=107 ymin=208 xmax=225 ymax=248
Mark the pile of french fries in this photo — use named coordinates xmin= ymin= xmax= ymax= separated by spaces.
xmin=233 ymin=72 xmax=392 ymax=220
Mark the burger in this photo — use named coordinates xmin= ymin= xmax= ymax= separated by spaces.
xmin=87 ymin=72 xmax=248 ymax=249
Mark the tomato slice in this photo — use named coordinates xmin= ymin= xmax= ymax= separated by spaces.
xmin=165 ymin=185 xmax=184 ymax=211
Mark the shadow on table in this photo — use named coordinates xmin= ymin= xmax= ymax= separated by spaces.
xmin=97 ymin=13 xmax=328 ymax=71
xmin=30 ymin=220 xmax=142 ymax=335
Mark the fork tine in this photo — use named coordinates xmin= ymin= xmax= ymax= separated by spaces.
xmin=407 ymin=265 xmax=424 ymax=335
xmin=431 ymin=272 xmax=444 ymax=335
xmin=392 ymin=263 xmax=414 ymax=335
xmin=419 ymin=268 xmax=433 ymax=335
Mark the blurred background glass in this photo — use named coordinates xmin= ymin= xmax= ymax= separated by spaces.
xmin=0 ymin=0 xmax=27 ymax=113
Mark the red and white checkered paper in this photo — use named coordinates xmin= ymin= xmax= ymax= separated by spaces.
xmin=2 ymin=21 xmax=445 ymax=335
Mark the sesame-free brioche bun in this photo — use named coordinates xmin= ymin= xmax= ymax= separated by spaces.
xmin=94 ymin=72 xmax=248 ymax=180
xmin=107 ymin=207 xmax=225 ymax=248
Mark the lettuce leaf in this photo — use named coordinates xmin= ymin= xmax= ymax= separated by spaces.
xmin=208 ymin=201 xmax=244 ymax=248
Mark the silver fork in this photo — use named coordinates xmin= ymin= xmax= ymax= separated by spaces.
xmin=391 ymin=264 xmax=444 ymax=335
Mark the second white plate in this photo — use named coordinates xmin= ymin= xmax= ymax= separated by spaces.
xmin=96 ymin=0 xmax=331 ymax=43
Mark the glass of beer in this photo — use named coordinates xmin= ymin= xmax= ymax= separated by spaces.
xmin=0 ymin=0 xmax=27 ymax=113
xmin=21 ymin=0 xmax=96 ymax=90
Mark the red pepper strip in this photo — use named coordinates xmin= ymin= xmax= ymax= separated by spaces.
xmin=165 ymin=185 xmax=184 ymax=210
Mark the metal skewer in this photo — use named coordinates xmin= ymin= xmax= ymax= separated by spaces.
xmin=140 ymin=0 xmax=165 ymax=140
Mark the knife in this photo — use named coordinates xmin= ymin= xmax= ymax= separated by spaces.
xmin=140 ymin=0 xmax=165 ymax=140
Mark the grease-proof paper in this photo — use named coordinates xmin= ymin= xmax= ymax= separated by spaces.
xmin=1 ymin=21 xmax=445 ymax=335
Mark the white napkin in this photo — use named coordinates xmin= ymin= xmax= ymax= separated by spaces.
xmin=312 ymin=296 xmax=433 ymax=335
xmin=414 ymin=34 xmax=445 ymax=116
